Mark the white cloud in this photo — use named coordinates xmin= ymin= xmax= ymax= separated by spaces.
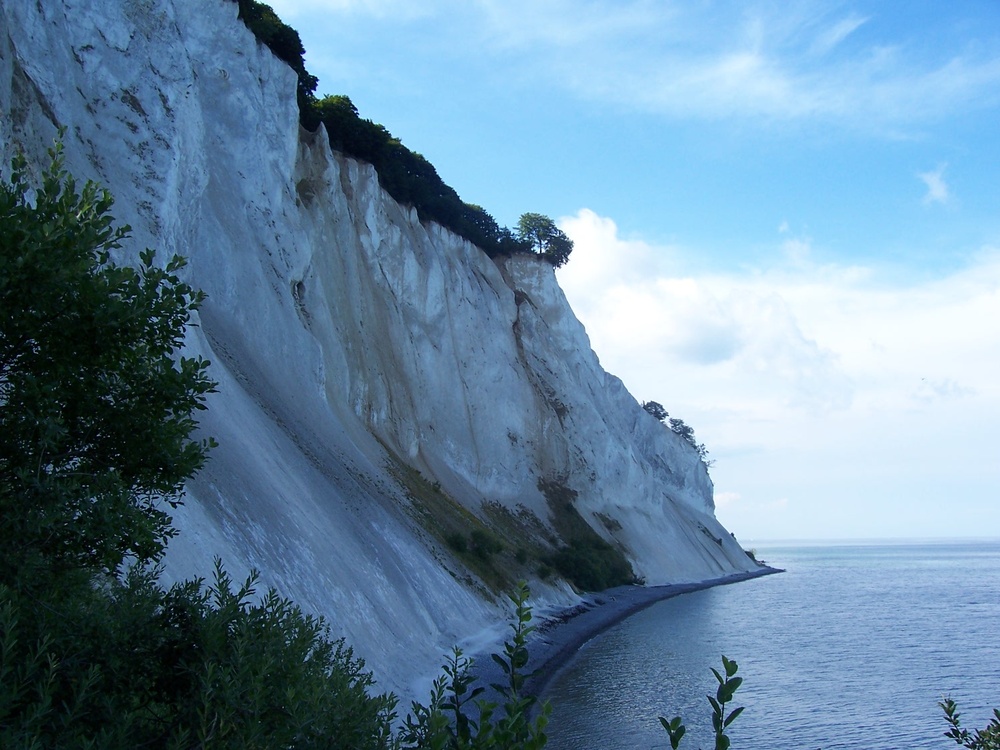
xmin=559 ymin=209 xmax=1000 ymax=538
xmin=559 ymin=210 xmax=855 ymax=413
xmin=714 ymin=491 xmax=741 ymax=509
xmin=809 ymin=13 xmax=869 ymax=57
xmin=468 ymin=1 xmax=1000 ymax=128
xmin=562 ymin=209 xmax=1000 ymax=413
xmin=919 ymin=164 xmax=950 ymax=206
xmin=913 ymin=377 xmax=975 ymax=403
xmin=270 ymin=0 xmax=1000 ymax=130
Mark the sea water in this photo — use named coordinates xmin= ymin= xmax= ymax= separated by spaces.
xmin=543 ymin=540 xmax=1000 ymax=750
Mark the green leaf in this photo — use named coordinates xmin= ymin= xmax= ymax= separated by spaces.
xmin=659 ymin=716 xmax=687 ymax=749
xmin=491 ymin=653 xmax=512 ymax=674
xmin=719 ymin=676 xmax=743 ymax=704
xmin=724 ymin=706 xmax=744 ymax=728
xmin=723 ymin=655 xmax=738 ymax=678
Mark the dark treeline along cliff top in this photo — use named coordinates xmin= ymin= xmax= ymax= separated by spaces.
xmin=228 ymin=0 xmax=571 ymax=267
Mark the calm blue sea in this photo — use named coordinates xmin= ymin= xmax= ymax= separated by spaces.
xmin=543 ymin=540 xmax=1000 ymax=750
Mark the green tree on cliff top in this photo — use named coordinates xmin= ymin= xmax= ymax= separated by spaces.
xmin=517 ymin=212 xmax=573 ymax=268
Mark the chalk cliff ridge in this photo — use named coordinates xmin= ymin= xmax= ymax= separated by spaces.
xmin=0 ymin=0 xmax=757 ymax=698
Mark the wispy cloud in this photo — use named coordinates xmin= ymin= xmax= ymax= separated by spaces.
xmin=558 ymin=206 xmax=1000 ymax=431
xmin=919 ymin=164 xmax=949 ymax=205
xmin=270 ymin=0 xmax=1000 ymax=129
xmin=466 ymin=0 xmax=1000 ymax=128
xmin=809 ymin=13 xmax=869 ymax=57
xmin=914 ymin=377 xmax=975 ymax=403
xmin=559 ymin=209 xmax=857 ymax=414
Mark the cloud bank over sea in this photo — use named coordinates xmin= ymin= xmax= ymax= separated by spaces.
xmin=559 ymin=208 xmax=1000 ymax=539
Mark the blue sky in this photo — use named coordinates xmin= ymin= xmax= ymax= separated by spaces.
xmin=268 ymin=0 xmax=1000 ymax=541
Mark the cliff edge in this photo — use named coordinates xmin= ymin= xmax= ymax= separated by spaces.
xmin=0 ymin=0 xmax=758 ymax=699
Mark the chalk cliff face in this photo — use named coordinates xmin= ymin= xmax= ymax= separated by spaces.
xmin=0 ymin=0 xmax=756 ymax=698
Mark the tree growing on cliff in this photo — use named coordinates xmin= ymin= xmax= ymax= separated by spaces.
xmin=668 ymin=417 xmax=694 ymax=444
xmin=642 ymin=405 xmax=714 ymax=469
xmin=668 ymin=417 xmax=713 ymax=467
xmin=642 ymin=400 xmax=669 ymax=423
xmin=233 ymin=0 xmax=318 ymax=116
xmin=516 ymin=212 xmax=573 ymax=268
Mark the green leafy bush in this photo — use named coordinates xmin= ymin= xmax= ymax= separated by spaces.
xmin=0 ymin=144 xmax=395 ymax=748
xmin=942 ymin=698 xmax=1000 ymax=750
xmin=471 ymin=529 xmax=505 ymax=560
xmin=400 ymin=581 xmax=551 ymax=750
xmin=548 ymin=537 xmax=635 ymax=592
xmin=0 ymin=563 xmax=396 ymax=749
xmin=538 ymin=479 xmax=636 ymax=591
xmin=0 ymin=141 xmax=215 ymax=583
xmin=446 ymin=531 xmax=469 ymax=553
xmin=660 ymin=655 xmax=744 ymax=750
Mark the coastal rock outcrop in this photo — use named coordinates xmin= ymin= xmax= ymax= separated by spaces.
xmin=0 ymin=0 xmax=757 ymax=698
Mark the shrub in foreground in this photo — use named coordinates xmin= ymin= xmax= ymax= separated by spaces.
xmin=0 ymin=143 xmax=393 ymax=748
xmin=400 ymin=581 xmax=550 ymax=750
xmin=942 ymin=698 xmax=1000 ymax=750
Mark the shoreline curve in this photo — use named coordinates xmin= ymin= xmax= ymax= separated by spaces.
xmin=469 ymin=566 xmax=783 ymax=705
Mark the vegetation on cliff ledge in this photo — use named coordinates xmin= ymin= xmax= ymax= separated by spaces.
xmin=229 ymin=0 xmax=573 ymax=267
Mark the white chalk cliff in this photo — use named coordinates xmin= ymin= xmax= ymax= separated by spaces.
xmin=0 ymin=0 xmax=757 ymax=699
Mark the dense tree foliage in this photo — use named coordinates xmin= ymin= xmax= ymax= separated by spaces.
xmin=232 ymin=0 xmax=318 ymax=115
xmin=229 ymin=0 xmax=567 ymax=265
xmin=0 ymin=561 xmax=396 ymax=749
xmin=516 ymin=213 xmax=574 ymax=268
xmin=548 ymin=537 xmax=635 ymax=592
xmin=643 ymin=400 xmax=712 ymax=468
xmin=0 ymin=144 xmax=215 ymax=584
xmin=642 ymin=400 xmax=669 ymax=422
xmin=310 ymin=93 xmax=538 ymax=259
xmin=0 ymin=146 xmax=395 ymax=748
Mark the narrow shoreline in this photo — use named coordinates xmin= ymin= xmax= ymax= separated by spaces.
xmin=469 ymin=566 xmax=783 ymax=704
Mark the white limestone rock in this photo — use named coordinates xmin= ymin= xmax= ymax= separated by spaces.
xmin=0 ymin=0 xmax=757 ymax=700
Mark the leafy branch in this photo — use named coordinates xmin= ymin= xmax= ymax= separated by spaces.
xmin=660 ymin=655 xmax=744 ymax=750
